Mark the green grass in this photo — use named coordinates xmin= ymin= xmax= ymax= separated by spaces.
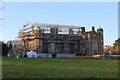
xmin=2 ymin=57 xmax=119 ymax=78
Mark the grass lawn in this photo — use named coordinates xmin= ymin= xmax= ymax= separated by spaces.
xmin=2 ymin=57 xmax=119 ymax=78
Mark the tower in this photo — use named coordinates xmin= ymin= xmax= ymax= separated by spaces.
xmin=33 ymin=26 xmax=43 ymax=53
xmin=97 ymin=26 xmax=104 ymax=55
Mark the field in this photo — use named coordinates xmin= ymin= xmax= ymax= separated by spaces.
xmin=2 ymin=57 xmax=119 ymax=78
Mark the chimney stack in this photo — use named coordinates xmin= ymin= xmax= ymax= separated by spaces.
xmin=69 ymin=28 xmax=74 ymax=35
xmin=50 ymin=28 xmax=58 ymax=35
xmin=81 ymin=27 xmax=85 ymax=32
xmin=92 ymin=26 xmax=95 ymax=31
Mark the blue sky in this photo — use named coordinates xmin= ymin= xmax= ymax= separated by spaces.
xmin=2 ymin=2 xmax=118 ymax=45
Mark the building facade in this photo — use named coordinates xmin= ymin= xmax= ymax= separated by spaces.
xmin=18 ymin=23 xmax=104 ymax=56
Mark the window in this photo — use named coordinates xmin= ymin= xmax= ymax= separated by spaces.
xmin=92 ymin=43 xmax=98 ymax=50
xmin=92 ymin=34 xmax=96 ymax=37
xmin=88 ymin=34 xmax=90 ymax=38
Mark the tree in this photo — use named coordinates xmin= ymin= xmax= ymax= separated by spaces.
xmin=104 ymin=48 xmax=109 ymax=54
xmin=9 ymin=41 xmax=13 ymax=50
xmin=0 ymin=41 xmax=9 ymax=56
xmin=113 ymin=38 xmax=120 ymax=46
xmin=113 ymin=38 xmax=120 ymax=55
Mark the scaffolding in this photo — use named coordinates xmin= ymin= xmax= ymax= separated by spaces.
xmin=18 ymin=22 xmax=81 ymax=53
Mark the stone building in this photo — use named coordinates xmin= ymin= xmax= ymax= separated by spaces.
xmin=18 ymin=23 xmax=104 ymax=56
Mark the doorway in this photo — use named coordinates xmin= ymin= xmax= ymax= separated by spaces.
xmin=52 ymin=54 xmax=57 ymax=58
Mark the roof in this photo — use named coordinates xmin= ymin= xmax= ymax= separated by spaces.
xmin=97 ymin=27 xmax=103 ymax=32
xmin=34 ymin=26 xmax=43 ymax=31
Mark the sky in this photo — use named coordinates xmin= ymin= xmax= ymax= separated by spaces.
xmin=2 ymin=0 xmax=120 ymax=2
xmin=1 ymin=2 xmax=118 ymax=45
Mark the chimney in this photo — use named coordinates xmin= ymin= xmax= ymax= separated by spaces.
xmin=69 ymin=28 xmax=74 ymax=35
xmin=81 ymin=27 xmax=85 ymax=32
xmin=92 ymin=26 xmax=95 ymax=31
xmin=50 ymin=28 xmax=58 ymax=35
